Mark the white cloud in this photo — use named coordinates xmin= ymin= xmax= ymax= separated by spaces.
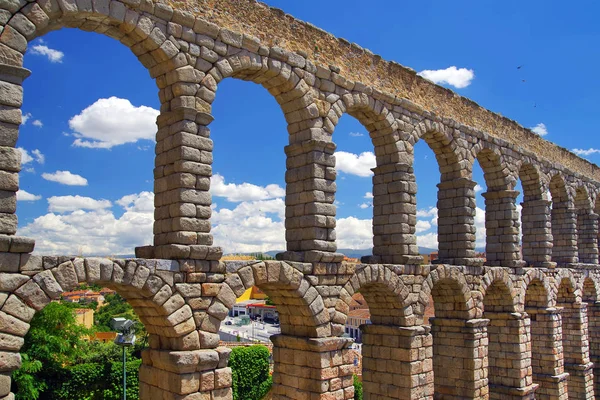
xmin=18 ymin=192 xmax=154 ymax=256
xmin=30 ymin=43 xmax=64 ymax=63
xmin=17 ymin=190 xmax=41 ymax=202
xmin=336 ymin=217 xmax=373 ymax=249
xmin=211 ymin=174 xmax=285 ymax=202
xmin=335 ymin=151 xmax=376 ymax=177
xmin=573 ymin=148 xmax=600 ymax=157
xmin=349 ymin=132 xmax=364 ymax=137
xmin=416 ymin=232 xmax=438 ymax=249
xmin=22 ymin=113 xmax=31 ymax=125
xmin=359 ymin=203 xmax=371 ymax=209
xmin=474 ymin=206 xmax=486 ymax=248
xmin=212 ymin=198 xmax=286 ymax=253
xmin=42 ymin=170 xmax=88 ymax=186
xmin=47 ymin=195 xmax=111 ymax=213
xmin=474 ymin=184 xmax=483 ymax=193
xmin=17 ymin=147 xmax=33 ymax=164
xmin=69 ymin=97 xmax=159 ymax=149
xmin=18 ymin=148 xmax=44 ymax=165
xmin=32 ymin=120 xmax=43 ymax=127
xmin=364 ymin=192 xmax=374 ymax=199
xmin=418 ymin=66 xmax=475 ymax=89
xmin=31 ymin=149 xmax=44 ymax=164
xmin=530 ymin=123 xmax=548 ymax=136
xmin=416 ymin=207 xmax=437 ymax=218
xmin=415 ymin=220 xmax=431 ymax=233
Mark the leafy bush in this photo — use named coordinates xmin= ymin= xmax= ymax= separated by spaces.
xmin=229 ymin=345 xmax=272 ymax=400
xmin=353 ymin=375 xmax=363 ymax=400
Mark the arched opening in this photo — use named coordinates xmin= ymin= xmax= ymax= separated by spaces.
xmin=556 ymin=277 xmax=594 ymax=397
xmin=337 ymin=265 xmax=432 ymax=400
xmin=524 ymin=277 xmax=563 ymax=398
xmin=549 ymin=175 xmax=578 ymax=265
xmin=412 ymin=128 xmax=464 ymax=265
xmin=582 ymin=277 xmax=600 ymax=395
xmin=5 ymin=256 xmax=195 ymax=399
xmin=483 ymin=278 xmax=533 ymax=398
xmin=218 ymin=260 xmax=354 ymax=400
xmin=575 ymin=187 xmax=598 ymax=264
xmin=327 ymin=113 xmax=376 ymax=260
xmin=517 ymin=164 xmax=547 ymax=266
xmin=209 ymin=78 xmax=287 ymax=256
xmin=474 ymin=149 xmax=518 ymax=267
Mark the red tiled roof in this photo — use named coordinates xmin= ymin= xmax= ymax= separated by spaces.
xmin=348 ymin=308 xmax=371 ymax=320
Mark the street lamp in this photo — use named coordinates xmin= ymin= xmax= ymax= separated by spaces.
xmin=111 ymin=317 xmax=137 ymax=400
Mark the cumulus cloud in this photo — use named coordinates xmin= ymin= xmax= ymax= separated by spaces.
xmin=212 ymin=198 xmax=286 ymax=253
xmin=69 ymin=97 xmax=159 ymax=149
xmin=415 ymin=220 xmax=432 ymax=233
xmin=32 ymin=120 xmax=43 ymax=127
xmin=418 ymin=66 xmax=475 ymax=89
xmin=474 ymin=184 xmax=483 ymax=193
xmin=18 ymin=148 xmax=45 ymax=166
xmin=42 ymin=171 xmax=88 ymax=186
xmin=336 ymin=217 xmax=373 ymax=249
xmin=18 ymin=192 xmax=154 ymax=256
xmin=364 ymin=192 xmax=374 ymax=199
xmin=359 ymin=203 xmax=371 ymax=209
xmin=530 ymin=123 xmax=548 ymax=136
xmin=211 ymin=174 xmax=285 ymax=202
xmin=48 ymin=195 xmax=111 ymax=213
xmin=30 ymin=43 xmax=64 ymax=63
xmin=335 ymin=151 xmax=376 ymax=177
xmin=573 ymin=148 xmax=600 ymax=157
xmin=17 ymin=190 xmax=41 ymax=202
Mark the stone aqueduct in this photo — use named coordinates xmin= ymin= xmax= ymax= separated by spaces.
xmin=0 ymin=0 xmax=599 ymax=399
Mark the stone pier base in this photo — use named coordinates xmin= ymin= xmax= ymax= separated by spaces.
xmin=270 ymin=335 xmax=355 ymax=400
xmin=361 ymin=325 xmax=433 ymax=400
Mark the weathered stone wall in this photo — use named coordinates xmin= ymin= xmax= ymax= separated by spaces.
xmin=0 ymin=0 xmax=599 ymax=399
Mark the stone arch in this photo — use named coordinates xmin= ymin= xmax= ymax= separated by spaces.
xmin=522 ymin=269 xmax=552 ymax=309
xmin=471 ymin=145 xmax=511 ymax=191
xmin=518 ymin=163 xmax=552 ymax=266
xmin=581 ymin=275 xmax=599 ymax=303
xmin=575 ymin=185 xmax=599 ymax=264
xmin=418 ymin=265 xmax=475 ymax=321
xmin=1 ymin=256 xmax=206 ymax=399
xmin=479 ymin=268 xmax=518 ymax=314
xmin=336 ymin=264 xmax=411 ymax=326
xmin=221 ymin=261 xmax=330 ymax=338
xmin=410 ymin=120 xmax=463 ymax=181
xmin=554 ymin=269 xmax=580 ymax=304
xmin=549 ymin=174 xmax=578 ymax=265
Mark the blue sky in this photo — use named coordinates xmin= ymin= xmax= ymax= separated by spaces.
xmin=14 ymin=1 xmax=600 ymax=256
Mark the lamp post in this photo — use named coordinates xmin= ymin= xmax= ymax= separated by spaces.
xmin=111 ymin=317 xmax=137 ymax=400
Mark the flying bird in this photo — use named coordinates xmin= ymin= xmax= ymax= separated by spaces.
xmin=517 ymin=65 xmax=524 ymax=69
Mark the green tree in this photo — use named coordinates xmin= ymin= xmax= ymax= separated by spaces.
xmin=353 ymin=375 xmax=363 ymax=400
xmin=12 ymin=302 xmax=91 ymax=400
xmin=229 ymin=345 xmax=272 ymax=400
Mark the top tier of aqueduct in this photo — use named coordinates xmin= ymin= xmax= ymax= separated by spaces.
xmin=171 ymin=0 xmax=598 ymax=181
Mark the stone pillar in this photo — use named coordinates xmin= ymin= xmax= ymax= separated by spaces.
xmin=560 ymin=302 xmax=595 ymax=399
xmin=586 ymin=302 xmax=600 ymax=397
xmin=361 ymin=325 xmax=433 ymax=400
xmin=485 ymin=312 xmax=538 ymax=399
xmin=139 ymin=347 xmax=232 ymax=399
xmin=521 ymin=199 xmax=555 ymax=268
xmin=138 ymin=91 xmax=223 ymax=261
xmin=528 ymin=307 xmax=568 ymax=400
xmin=551 ymin=203 xmax=579 ymax=265
xmin=363 ymin=163 xmax=423 ymax=265
xmin=429 ymin=317 xmax=489 ymax=399
xmin=278 ymin=139 xmax=343 ymax=263
xmin=0 ymin=64 xmax=30 ymax=235
xmin=435 ymin=178 xmax=484 ymax=267
xmin=577 ymin=211 xmax=599 ymax=264
xmin=483 ymin=190 xmax=524 ymax=268
xmin=270 ymin=335 xmax=355 ymax=400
